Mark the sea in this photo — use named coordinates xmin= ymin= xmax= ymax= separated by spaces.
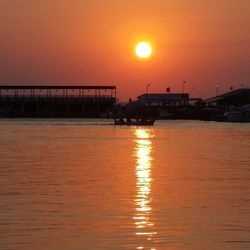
xmin=0 ymin=119 xmax=250 ymax=250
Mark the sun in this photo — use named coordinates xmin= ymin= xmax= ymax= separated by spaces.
xmin=135 ymin=42 xmax=152 ymax=59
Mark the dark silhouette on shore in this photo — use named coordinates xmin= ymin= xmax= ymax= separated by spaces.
xmin=0 ymin=85 xmax=116 ymax=118
xmin=0 ymin=85 xmax=250 ymax=122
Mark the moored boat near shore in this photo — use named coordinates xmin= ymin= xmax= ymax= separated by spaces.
xmin=222 ymin=104 xmax=250 ymax=122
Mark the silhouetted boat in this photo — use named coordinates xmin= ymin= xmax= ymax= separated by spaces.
xmin=222 ymin=104 xmax=250 ymax=122
xmin=114 ymin=117 xmax=155 ymax=126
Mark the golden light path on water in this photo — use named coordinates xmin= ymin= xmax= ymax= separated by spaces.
xmin=134 ymin=128 xmax=157 ymax=250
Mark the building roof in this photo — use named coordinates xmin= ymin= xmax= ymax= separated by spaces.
xmin=205 ymin=88 xmax=250 ymax=103
xmin=0 ymin=85 xmax=116 ymax=90
xmin=137 ymin=93 xmax=189 ymax=102
xmin=137 ymin=93 xmax=189 ymax=101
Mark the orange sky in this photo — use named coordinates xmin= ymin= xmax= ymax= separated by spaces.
xmin=0 ymin=0 xmax=249 ymax=100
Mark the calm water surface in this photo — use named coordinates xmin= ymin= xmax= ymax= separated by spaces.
xmin=0 ymin=119 xmax=250 ymax=250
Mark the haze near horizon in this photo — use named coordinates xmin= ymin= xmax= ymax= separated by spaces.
xmin=0 ymin=0 xmax=249 ymax=100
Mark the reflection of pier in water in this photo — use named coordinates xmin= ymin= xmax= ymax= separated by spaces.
xmin=134 ymin=129 xmax=157 ymax=250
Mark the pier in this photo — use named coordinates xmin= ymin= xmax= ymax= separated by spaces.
xmin=0 ymin=85 xmax=116 ymax=118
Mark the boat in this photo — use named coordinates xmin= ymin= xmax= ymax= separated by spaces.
xmin=222 ymin=104 xmax=250 ymax=122
xmin=114 ymin=117 xmax=155 ymax=126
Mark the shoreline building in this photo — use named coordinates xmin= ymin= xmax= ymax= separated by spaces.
xmin=137 ymin=93 xmax=202 ymax=118
xmin=205 ymin=88 xmax=250 ymax=107
xmin=111 ymin=92 xmax=203 ymax=120
xmin=138 ymin=93 xmax=191 ymax=107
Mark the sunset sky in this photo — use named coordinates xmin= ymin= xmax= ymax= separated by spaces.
xmin=0 ymin=0 xmax=249 ymax=100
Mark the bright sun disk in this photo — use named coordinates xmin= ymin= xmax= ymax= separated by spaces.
xmin=135 ymin=42 xmax=152 ymax=59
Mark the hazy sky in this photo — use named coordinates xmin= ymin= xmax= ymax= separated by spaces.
xmin=0 ymin=0 xmax=249 ymax=100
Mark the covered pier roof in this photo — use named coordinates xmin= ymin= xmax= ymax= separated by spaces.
xmin=0 ymin=85 xmax=116 ymax=90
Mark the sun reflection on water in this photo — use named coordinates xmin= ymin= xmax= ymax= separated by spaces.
xmin=134 ymin=128 xmax=157 ymax=250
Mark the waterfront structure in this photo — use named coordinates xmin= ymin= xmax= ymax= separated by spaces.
xmin=137 ymin=93 xmax=201 ymax=107
xmin=127 ymin=93 xmax=201 ymax=119
xmin=137 ymin=93 xmax=190 ymax=107
xmin=205 ymin=88 xmax=250 ymax=107
xmin=0 ymin=85 xmax=116 ymax=117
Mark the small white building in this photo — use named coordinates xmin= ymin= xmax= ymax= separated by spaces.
xmin=137 ymin=93 xmax=190 ymax=107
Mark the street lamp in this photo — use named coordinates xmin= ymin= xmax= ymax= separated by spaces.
xmin=182 ymin=81 xmax=186 ymax=93
xmin=146 ymin=83 xmax=150 ymax=94
xmin=146 ymin=83 xmax=150 ymax=105
xmin=216 ymin=85 xmax=219 ymax=96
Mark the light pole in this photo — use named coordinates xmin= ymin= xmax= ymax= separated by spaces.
xmin=146 ymin=83 xmax=150 ymax=105
xmin=216 ymin=85 xmax=219 ymax=96
xmin=182 ymin=81 xmax=186 ymax=93
xmin=146 ymin=83 xmax=150 ymax=94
